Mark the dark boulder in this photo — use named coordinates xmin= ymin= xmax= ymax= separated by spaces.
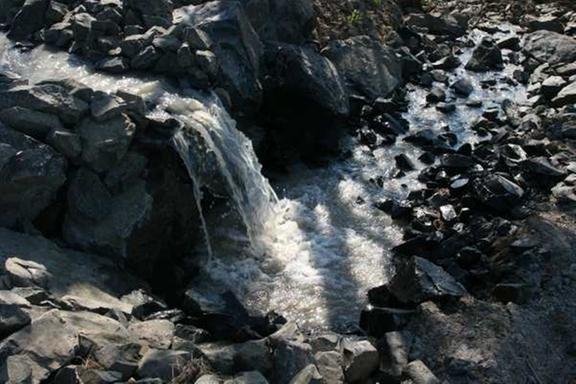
xmin=323 ymin=36 xmax=402 ymax=102
xmin=261 ymin=42 xmax=349 ymax=160
xmin=405 ymin=13 xmax=466 ymax=37
xmin=7 ymin=0 xmax=49 ymax=41
xmin=451 ymin=78 xmax=474 ymax=97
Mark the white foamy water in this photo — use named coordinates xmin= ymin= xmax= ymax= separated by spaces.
xmin=0 ymin=24 xmax=528 ymax=330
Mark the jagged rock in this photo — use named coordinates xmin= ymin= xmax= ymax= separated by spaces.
xmin=315 ymin=351 xmax=344 ymax=383
xmin=96 ymin=57 xmax=129 ymax=74
xmin=0 ymin=300 xmax=31 ymax=337
xmin=341 ymin=338 xmax=379 ymax=383
xmin=389 ymin=256 xmax=467 ymax=304
xmin=0 ymin=107 xmax=64 ymax=140
xmin=405 ymin=360 xmax=440 ymax=384
xmin=497 ymin=36 xmax=520 ymax=51
xmin=128 ymin=319 xmax=175 ymax=349
xmin=47 ymin=128 xmax=83 ymax=159
xmin=90 ymin=342 xmax=142 ymax=380
xmin=431 ymin=55 xmax=461 ymax=70
xmin=7 ymin=0 xmax=49 ymax=41
xmin=0 ymin=83 xmax=89 ymax=125
xmin=131 ymin=46 xmax=161 ymax=70
xmin=451 ymin=78 xmax=474 ymax=97
xmin=466 ymin=37 xmax=503 ymax=72
xmin=271 ymin=338 xmax=315 ymax=384
xmin=552 ymin=81 xmax=576 ymax=107
xmin=174 ymin=1 xmax=263 ymax=112
xmin=127 ymin=0 xmax=174 ymax=28
xmin=436 ymin=102 xmax=456 ymax=113
xmin=0 ymin=124 xmax=66 ymax=228
xmin=473 ymin=174 xmax=524 ymax=211
xmin=523 ymin=31 xmax=576 ymax=67
xmin=522 ymin=157 xmax=566 ymax=184
xmin=324 ymin=35 xmax=402 ymax=101
xmin=137 ymin=349 xmax=193 ymax=381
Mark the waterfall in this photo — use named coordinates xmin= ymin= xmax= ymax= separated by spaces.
xmin=0 ymin=34 xmax=278 ymax=256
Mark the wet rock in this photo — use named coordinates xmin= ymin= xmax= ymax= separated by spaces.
xmin=374 ymin=199 xmax=412 ymax=220
xmin=473 ymin=174 xmax=524 ymax=211
xmin=137 ymin=349 xmax=193 ymax=382
xmin=0 ymin=107 xmax=64 ymax=140
xmin=47 ymin=128 xmax=82 ymax=159
xmin=451 ymin=78 xmax=474 ymax=97
xmin=522 ymin=157 xmax=566 ymax=185
xmin=324 ymin=36 xmax=402 ymax=101
xmin=431 ymin=55 xmax=461 ymax=71
xmin=523 ymin=31 xmax=576 ymax=67
xmin=395 ymin=154 xmax=415 ymax=172
xmin=341 ymin=338 xmax=379 ymax=383
xmin=436 ymin=102 xmax=456 ymax=113
xmin=0 ymin=124 xmax=67 ymax=228
xmin=96 ymin=56 xmax=129 ymax=74
xmin=131 ymin=46 xmax=161 ymax=70
xmin=127 ymin=0 xmax=173 ymax=28
xmin=405 ymin=360 xmax=440 ymax=384
xmin=389 ymin=256 xmax=467 ymax=305
xmin=8 ymin=0 xmax=49 ymax=41
xmin=426 ymin=87 xmax=446 ymax=103
xmin=440 ymin=154 xmax=476 ymax=171
xmin=360 ymin=306 xmax=415 ymax=338
xmin=552 ymin=80 xmax=576 ymax=107
xmin=465 ymin=37 xmax=503 ymax=72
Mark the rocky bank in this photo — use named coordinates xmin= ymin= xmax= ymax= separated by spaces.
xmin=0 ymin=0 xmax=575 ymax=383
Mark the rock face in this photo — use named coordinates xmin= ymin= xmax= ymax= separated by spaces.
xmin=523 ymin=31 xmax=576 ymax=66
xmin=176 ymin=1 xmax=263 ymax=113
xmin=324 ymin=35 xmax=403 ymax=101
xmin=0 ymin=124 xmax=67 ymax=228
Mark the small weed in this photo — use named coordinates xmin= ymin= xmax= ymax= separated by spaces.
xmin=371 ymin=0 xmax=383 ymax=7
xmin=347 ymin=9 xmax=363 ymax=25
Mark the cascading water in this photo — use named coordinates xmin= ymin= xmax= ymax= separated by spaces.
xmin=0 ymin=22 xmax=529 ymax=331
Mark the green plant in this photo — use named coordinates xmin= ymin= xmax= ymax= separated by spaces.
xmin=372 ymin=0 xmax=383 ymax=7
xmin=347 ymin=9 xmax=363 ymax=25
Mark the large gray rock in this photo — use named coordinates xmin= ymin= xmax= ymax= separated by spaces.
xmin=0 ymin=124 xmax=67 ymax=228
xmin=7 ymin=0 xmax=49 ymax=41
xmin=198 ymin=339 xmax=272 ymax=375
xmin=174 ymin=1 xmax=263 ymax=113
xmin=271 ymin=338 xmax=315 ymax=384
xmin=0 ymin=83 xmax=89 ymax=125
xmin=127 ymin=319 xmax=175 ymax=349
xmin=324 ymin=35 xmax=402 ymax=101
xmin=523 ymin=31 xmax=576 ymax=66
xmin=240 ymin=0 xmax=314 ymax=44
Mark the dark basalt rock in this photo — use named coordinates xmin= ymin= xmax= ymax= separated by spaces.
xmin=473 ymin=174 xmax=524 ymax=212
xmin=466 ymin=37 xmax=503 ymax=72
xmin=451 ymin=78 xmax=474 ymax=97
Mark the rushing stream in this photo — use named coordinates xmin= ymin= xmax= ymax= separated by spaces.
xmin=0 ymin=23 xmax=528 ymax=330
